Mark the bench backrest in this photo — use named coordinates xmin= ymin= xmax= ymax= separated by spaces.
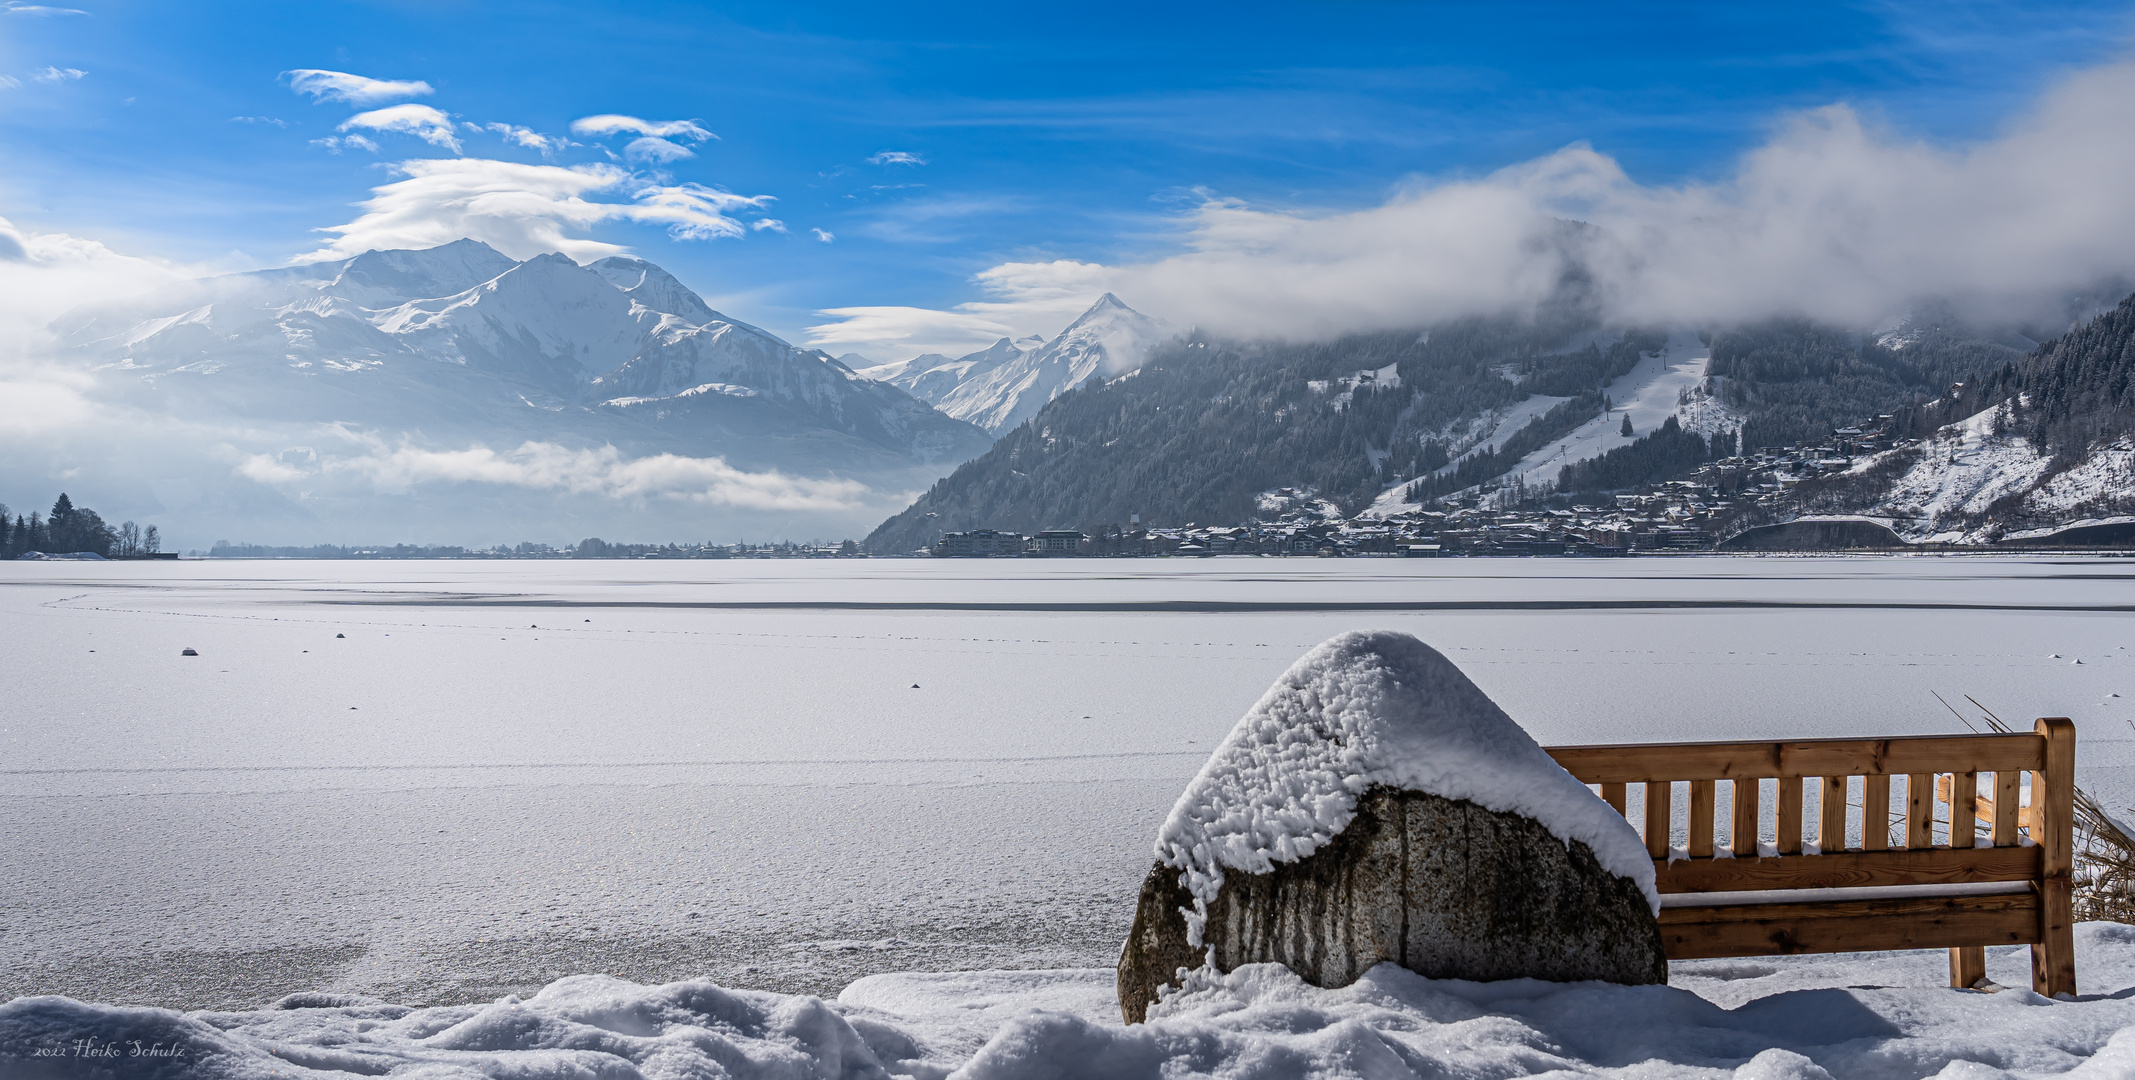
xmin=1543 ymin=717 xmax=2075 ymax=996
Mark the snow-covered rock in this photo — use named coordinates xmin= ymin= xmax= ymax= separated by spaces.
xmin=1154 ymin=630 xmax=1655 ymax=913
xmin=1119 ymin=631 xmax=1664 ymax=1022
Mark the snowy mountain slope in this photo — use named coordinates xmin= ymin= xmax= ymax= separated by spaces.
xmin=53 ymin=240 xmax=992 ymax=472
xmin=1787 ymin=290 xmax=2135 ymax=542
xmin=861 ymin=294 xmax=1171 ymax=434
xmin=1355 ymin=330 xmax=1738 ymax=514
xmin=1499 ymin=329 xmax=1738 ymax=491
xmin=858 ymin=336 xmax=1042 ymax=414
xmin=1829 ymin=401 xmax=2135 ymax=543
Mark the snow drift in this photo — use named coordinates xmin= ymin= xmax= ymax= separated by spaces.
xmin=9 ymin=927 xmax=2135 ymax=1078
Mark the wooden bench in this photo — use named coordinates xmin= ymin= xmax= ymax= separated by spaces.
xmin=1544 ymin=718 xmax=2076 ymax=996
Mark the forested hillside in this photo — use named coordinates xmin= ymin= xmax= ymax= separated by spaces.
xmin=1897 ymin=291 xmax=2135 ymax=454
xmin=866 ymin=305 xmax=2067 ymax=552
xmin=866 ymin=320 xmax=1646 ymax=551
xmin=1709 ymin=318 xmax=2023 ymax=449
xmin=1779 ymin=289 xmax=2135 ymax=540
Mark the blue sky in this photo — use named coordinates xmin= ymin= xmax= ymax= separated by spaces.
xmin=4 ymin=1 xmax=2134 ymax=356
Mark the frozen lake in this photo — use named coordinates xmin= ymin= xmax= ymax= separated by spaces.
xmin=4 ymin=555 xmax=2134 ymax=1009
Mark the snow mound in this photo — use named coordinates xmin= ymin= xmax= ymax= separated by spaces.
xmin=10 ymin=927 xmax=2135 ymax=1078
xmin=1156 ymin=631 xmax=1657 ymax=931
xmin=0 ymin=974 xmax=888 ymax=1080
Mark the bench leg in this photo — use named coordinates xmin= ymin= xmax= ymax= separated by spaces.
xmin=1948 ymin=946 xmax=1985 ymax=989
xmin=2032 ymin=875 xmax=2076 ymax=997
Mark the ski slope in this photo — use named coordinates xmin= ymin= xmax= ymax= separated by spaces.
xmin=1502 ymin=328 xmax=1738 ymax=493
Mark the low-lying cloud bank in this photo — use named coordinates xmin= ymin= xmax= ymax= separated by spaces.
xmin=812 ymin=57 xmax=2135 ymax=355
xmin=0 ymin=215 xmax=186 ymax=348
xmin=236 ymin=437 xmax=873 ymax=512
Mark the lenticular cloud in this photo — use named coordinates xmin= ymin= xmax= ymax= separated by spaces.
xmin=299 ymin=159 xmax=773 ymax=263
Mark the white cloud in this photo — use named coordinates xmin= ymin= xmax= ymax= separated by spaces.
xmin=339 ymin=104 xmax=461 ymax=151
xmin=0 ymin=215 xmax=188 ymax=353
xmin=806 ymin=305 xmax=1014 ymax=358
xmin=569 ymin=115 xmax=714 ymax=141
xmin=229 ymin=115 xmax=287 ymax=127
xmin=812 ymin=56 xmax=2135 ymax=345
xmin=805 ymin=258 xmax=1108 ymax=358
xmin=283 ymin=69 xmax=434 ymax=106
xmin=624 ymin=136 xmax=695 ymax=163
xmin=239 ymin=439 xmax=871 ymax=511
xmin=483 ymin=123 xmax=569 ymax=155
xmin=300 ymin=158 xmax=772 ymax=262
xmin=0 ymin=76 xmax=18 ymax=89
xmin=866 ymin=151 xmax=926 ymax=166
xmin=2 ymin=3 xmax=89 ymax=14
xmin=751 ymin=219 xmax=787 ymax=232
xmin=811 ymin=228 xmax=834 ymax=243
xmin=629 ymin=182 xmax=770 ymax=241
xmin=32 ymin=66 xmax=84 ymax=82
xmin=309 ymin=134 xmax=379 ymax=154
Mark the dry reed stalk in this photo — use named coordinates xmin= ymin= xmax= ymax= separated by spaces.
xmin=1941 ymin=694 xmax=2135 ymax=923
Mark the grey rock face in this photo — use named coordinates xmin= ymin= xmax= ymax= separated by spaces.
xmin=1118 ymin=786 xmax=1666 ymax=1023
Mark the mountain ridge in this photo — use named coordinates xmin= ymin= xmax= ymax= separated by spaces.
xmin=857 ymin=294 xmax=1169 ymax=434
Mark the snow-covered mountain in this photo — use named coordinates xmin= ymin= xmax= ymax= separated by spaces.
xmin=37 ymin=240 xmax=995 ymax=544
xmin=857 ymin=294 xmax=1169 ymax=434
xmin=54 ymin=240 xmax=990 ymax=468
xmin=1785 ymin=290 xmax=2135 ymax=543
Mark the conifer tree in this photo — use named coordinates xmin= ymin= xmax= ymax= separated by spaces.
xmin=1620 ymin=413 xmax=1634 ymax=437
xmin=48 ymin=493 xmax=75 ymax=551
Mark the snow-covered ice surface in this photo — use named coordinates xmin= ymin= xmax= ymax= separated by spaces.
xmin=5 ymin=556 xmax=2135 ymax=1020
xmin=1158 ymin=631 xmax=1655 ymax=935
xmin=7 ymin=927 xmax=2135 ymax=1078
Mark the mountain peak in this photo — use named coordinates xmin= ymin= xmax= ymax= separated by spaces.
xmin=337 ymin=239 xmax=519 ymax=301
xmin=1065 ymin=292 xmax=1154 ymax=332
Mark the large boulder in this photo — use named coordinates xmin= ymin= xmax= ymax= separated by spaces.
xmin=1119 ymin=631 xmax=1664 ymax=1023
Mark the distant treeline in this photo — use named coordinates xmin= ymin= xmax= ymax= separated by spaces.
xmin=204 ymin=538 xmax=862 ymax=559
xmin=3 ymin=494 xmax=160 ymax=558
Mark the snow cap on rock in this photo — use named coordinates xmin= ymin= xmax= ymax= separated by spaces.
xmin=1156 ymin=630 xmax=1657 ymax=917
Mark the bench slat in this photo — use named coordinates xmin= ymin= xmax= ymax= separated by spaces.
xmin=1862 ymin=774 xmax=1891 ymax=850
xmin=1548 ymin=733 xmax=2043 ymax=783
xmin=1659 ymin=891 xmax=2040 ymax=958
xmin=1993 ymin=770 xmax=2021 ymax=847
xmin=1906 ymin=772 xmax=1934 ymax=848
xmin=1777 ymin=778 xmax=1803 ymax=855
xmin=1731 ymin=778 xmax=1759 ymax=855
xmin=1819 ymin=775 xmax=1847 ymax=851
xmin=1653 ymin=845 xmax=2041 ymax=894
